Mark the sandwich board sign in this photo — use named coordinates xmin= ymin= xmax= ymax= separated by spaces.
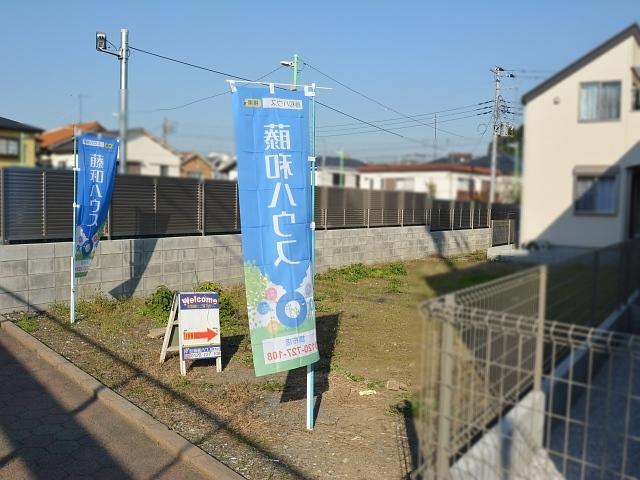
xmin=159 ymin=292 xmax=222 ymax=376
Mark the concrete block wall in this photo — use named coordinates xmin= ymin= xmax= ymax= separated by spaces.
xmin=0 ymin=226 xmax=490 ymax=313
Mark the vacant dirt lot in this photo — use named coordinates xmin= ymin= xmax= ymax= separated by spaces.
xmin=9 ymin=254 xmax=521 ymax=479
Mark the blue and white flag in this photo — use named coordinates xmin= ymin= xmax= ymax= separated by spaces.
xmin=75 ymin=133 xmax=118 ymax=277
xmin=231 ymin=86 xmax=319 ymax=376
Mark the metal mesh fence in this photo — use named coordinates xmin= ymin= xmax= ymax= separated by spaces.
xmin=414 ymin=239 xmax=640 ymax=479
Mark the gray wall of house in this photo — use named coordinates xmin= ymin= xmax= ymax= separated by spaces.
xmin=0 ymin=226 xmax=491 ymax=313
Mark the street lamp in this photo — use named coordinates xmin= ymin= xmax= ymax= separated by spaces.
xmin=95 ymin=29 xmax=129 ymax=174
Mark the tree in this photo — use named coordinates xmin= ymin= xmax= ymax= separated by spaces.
xmin=487 ymin=125 xmax=523 ymax=157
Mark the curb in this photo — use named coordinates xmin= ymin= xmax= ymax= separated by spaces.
xmin=1 ymin=320 xmax=244 ymax=480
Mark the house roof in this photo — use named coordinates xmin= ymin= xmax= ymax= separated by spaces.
xmin=180 ymin=151 xmax=213 ymax=167
xmin=104 ymin=128 xmax=182 ymax=157
xmin=39 ymin=121 xmax=105 ymax=149
xmin=316 ymin=155 xmax=366 ymax=170
xmin=428 ymin=154 xmax=515 ymax=175
xmin=357 ymin=162 xmax=499 ymax=175
xmin=0 ymin=117 xmax=43 ymax=134
xmin=522 ymin=23 xmax=640 ymax=105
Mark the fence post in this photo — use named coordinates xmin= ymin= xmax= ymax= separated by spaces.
xmin=343 ymin=208 xmax=346 ymax=227
xmin=534 ymin=265 xmax=547 ymax=392
xmin=507 ymin=219 xmax=511 ymax=245
xmin=436 ymin=294 xmax=455 ymax=479
xmin=381 ymin=207 xmax=384 ymax=226
xmin=367 ymin=208 xmax=370 ymax=228
xmin=590 ymin=251 xmax=599 ymax=325
xmin=470 ymin=201 xmax=475 ymax=229
xmin=200 ymin=182 xmax=206 ymax=236
xmin=449 ymin=206 xmax=454 ymax=230
xmin=324 ymin=209 xmax=327 ymax=231
xmin=0 ymin=168 xmax=7 ymax=245
xmin=400 ymin=209 xmax=404 ymax=227
xmin=42 ymin=170 xmax=47 ymax=239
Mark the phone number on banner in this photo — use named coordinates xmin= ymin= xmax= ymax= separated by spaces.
xmin=182 ymin=346 xmax=221 ymax=360
xmin=262 ymin=330 xmax=317 ymax=365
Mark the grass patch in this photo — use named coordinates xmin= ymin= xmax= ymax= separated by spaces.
xmin=15 ymin=313 xmax=40 ymax=333
xmin=319 ymin=262 xmax=407 ymax=283
xmin=255 ymin=380 xmax=285 ymax=392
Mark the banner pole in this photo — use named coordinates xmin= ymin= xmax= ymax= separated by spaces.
xmin=307 ymin=88 xmax=316 ymax=431
xmin=70 ymin=129 xmax=78 ymax=324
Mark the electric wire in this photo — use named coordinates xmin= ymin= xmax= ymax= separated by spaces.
xmin=317 ymin=111 xmax=491 ymax=138
xmin=303 ymin=59 xmax=471 ymax=138
xmin=127 ymin=45 xmax=479 ymax=145
xmin=133 ymin=66 xmax=285 ymax=114
xmin=318 ymin=106 xmax=493 ymax=133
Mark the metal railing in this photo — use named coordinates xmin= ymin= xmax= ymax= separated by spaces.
xmin=414 ymin=238 xmax=640 ymax=479
xmin=490 ymin=219 xmax=517 ymax=246
xmin=0 ymin=167 xmax=519 ymax=243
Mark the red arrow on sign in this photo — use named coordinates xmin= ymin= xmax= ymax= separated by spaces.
xmin=183 ymin=329 xmax=218 ymax=342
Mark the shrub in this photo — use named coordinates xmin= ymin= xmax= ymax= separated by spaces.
xmin=143 ymin=285 xmax=176 ymax=325
xmin=196 ymin=281 xmax=239 ymax=321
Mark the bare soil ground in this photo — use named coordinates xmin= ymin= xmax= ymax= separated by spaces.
xmin=9 ymin=254 xmax=522 ymax=479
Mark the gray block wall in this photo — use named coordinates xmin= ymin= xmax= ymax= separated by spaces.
xmin=0 ymin=226 xmax=490 ymax=313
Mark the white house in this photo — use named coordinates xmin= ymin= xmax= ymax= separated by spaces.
xmin=315 ymin=155 xmax=365 ymax=188
xmin=39 ymin=123 xmax=181 ymax=177
xmin=357 ymin=162 xmax=512 ymax=201
xmin=521 ymin=23 xmax=640 ymax=248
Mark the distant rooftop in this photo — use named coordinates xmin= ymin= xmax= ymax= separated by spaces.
xmin=0 ymin=117 xmax=43 ymax=134
xmin=358 ymin=162 xmax=498 ymax=175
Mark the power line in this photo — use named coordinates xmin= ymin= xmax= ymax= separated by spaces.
xmin=127 ymin=46 xmax=468 ymax=146
xmin=303 ymin=58 xmax=473 ymax=139
xmin=317 ymin=111 xmax=490 ymax=138
xmin=317 ymin=106 xmax=492 ymax=133
xmin=133 ymin=66 xmax=284 ymax=114
xmin=129 ymin=46 xmax=252 ymax=81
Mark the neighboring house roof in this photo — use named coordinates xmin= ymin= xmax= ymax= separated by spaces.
xmin=0 ymin=117 xmax=43 ymax=134
xmin=180 ymin=151 xmax=213 ymax=168
xmin=219 ymin=159 xmax=237 ymax=173
xmin=429 ymin=154 xmax=515 ymax=175
xmin=39 ymin=121 xmax=105 ymax=149
xmin=357 ymin=162 xmax=499 ymax=175
xmin=469 ymin=155 xmax=514 ymax=175
xmin=104 ymin=128 xmax=182 ymax=158
xmin=522 ymin=23 xmax=640 ymax=105
xmin=316 ymin=155 xmax=366 ymax=170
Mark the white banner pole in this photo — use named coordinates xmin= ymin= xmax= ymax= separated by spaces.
xmin=70 ymin=129 xmax=78 ymax=324
xmin=306 ymin=86 xmax=317 ymax=431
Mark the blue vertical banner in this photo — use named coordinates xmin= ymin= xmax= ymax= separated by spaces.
xmin=75 ymin=133 xmax=118 ymax=277
xmin=231 ymin=86 xmax=319 ymax=377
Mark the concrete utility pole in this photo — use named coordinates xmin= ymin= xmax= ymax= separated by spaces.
xmin=489 ymin=66 xmax=502 ymax=207
xmin=489 ymin=66 xmax=515 ymax=207
xmin=119 ymin=28 xmax=129 ymax=174
xmin=338 ymin=149 xmax=345 ymax=187
xmin=96 ymin=29 xmax=128 ymax=173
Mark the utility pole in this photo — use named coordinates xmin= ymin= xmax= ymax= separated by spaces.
xmin=489 ymin=66 xmax=514 ymax=206
xmin=489 ymin=66 xmax=502 ymax=207
xmin=77 ymin=94 xmax=88 ymax=123
xmin=96 ymin=29 xmax=129 ymax=174
xmin=338 ymin=149 xmax=345 ymax=187
xmin=433 ymin=113 xmax=438 ymax=161
xmin=119 ymin=28 xmax=129 ymax=174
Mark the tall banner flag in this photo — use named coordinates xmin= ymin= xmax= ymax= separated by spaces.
xmin=75 ymin=133 xmax=118 ymax=277
xmin=232 ymin=85 xmax=319 ymax=377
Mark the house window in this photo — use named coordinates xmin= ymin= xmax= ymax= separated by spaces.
xmin=332 ymin=173 xmax=344 ymax=186
xmin=574 ymin=174 xmax=617 ymax=214
xmin=187 ymin=171 xmax=203 ymax=180
xmin=355 ymin=175 xmax=360 ymax=189
xmin=160 ymin=165 xmax=169 ymax=177
xmin=633 ymin=85 xmax=640 ymax=111
xmin=579 ymin=81 xmax=621 ymax=121
xmin=0 ymin=138 xmax=19 ymax=156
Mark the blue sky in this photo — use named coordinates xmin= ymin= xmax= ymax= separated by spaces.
xmin=3 ymin=1 xmax=638 ymax=162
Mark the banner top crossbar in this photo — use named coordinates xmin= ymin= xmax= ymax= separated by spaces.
xmin=226 ymin=79 xmax=331 ymax=96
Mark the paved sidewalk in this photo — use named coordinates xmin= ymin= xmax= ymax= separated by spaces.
xmin=0 ymin=332 xmax=209 ymax=480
